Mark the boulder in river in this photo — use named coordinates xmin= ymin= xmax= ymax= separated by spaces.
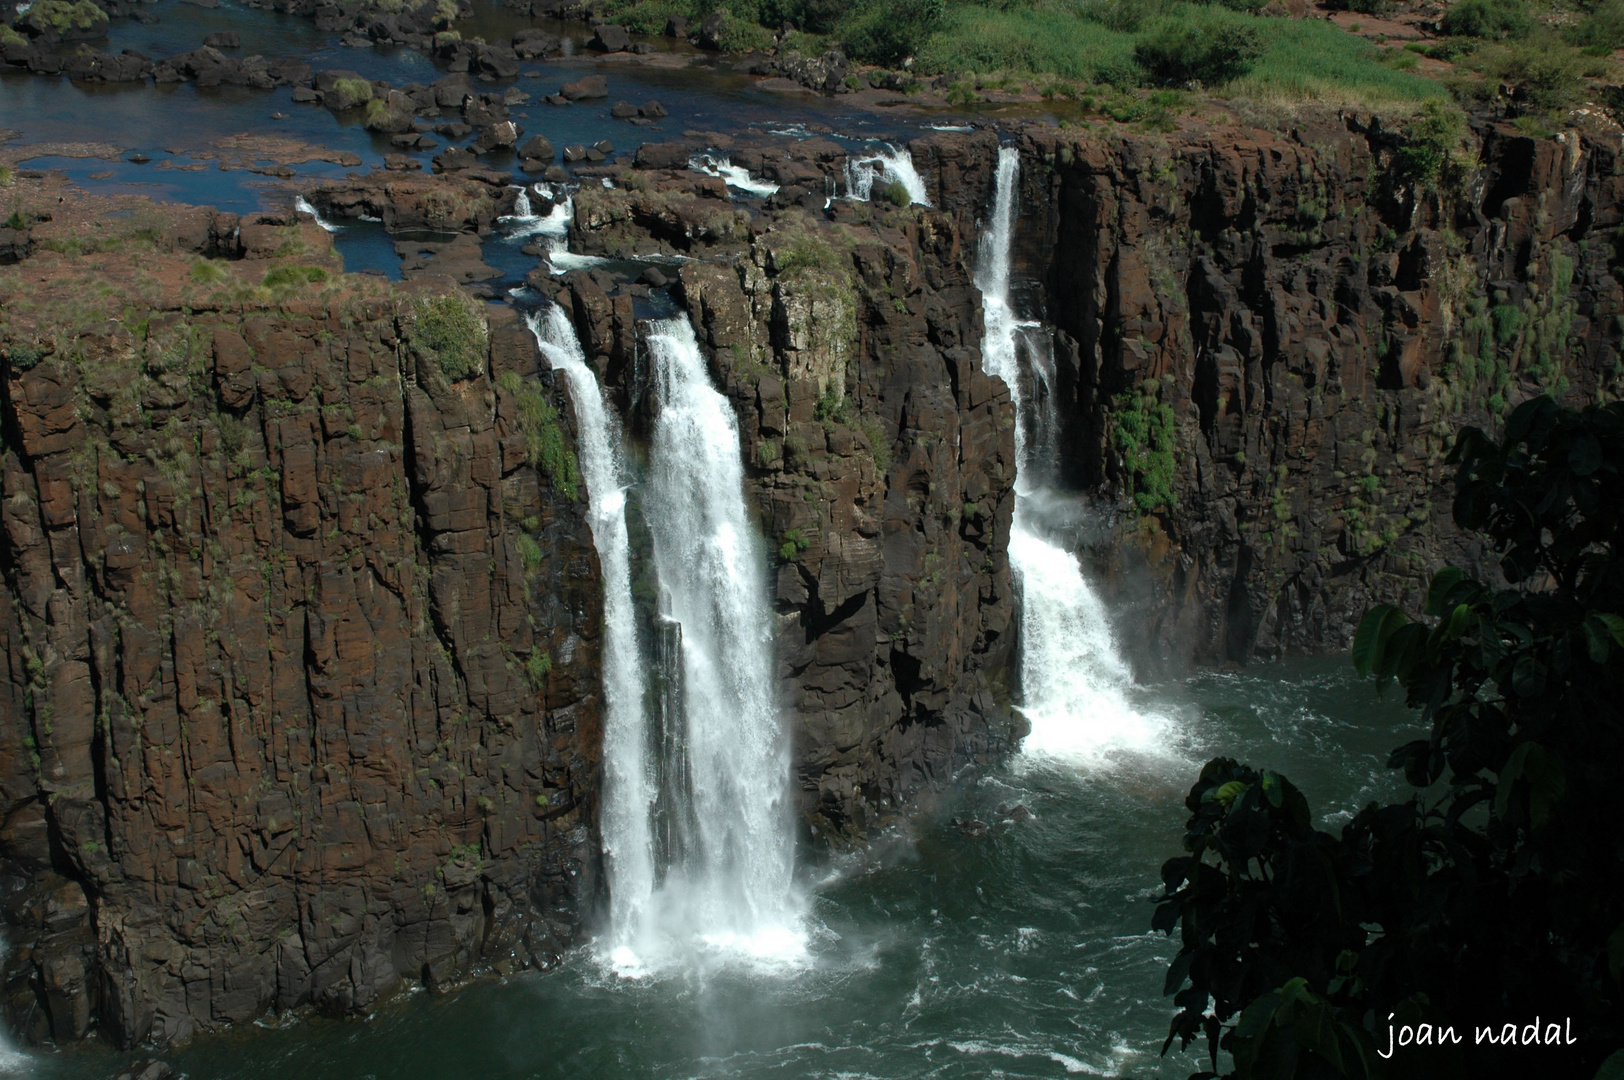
xmin=562 ymin=144 xmax=587 ymax=163
xmin=610 ymin=101 xmax=637 ymax=119
xmin=432 ymin=146 xmax=478 ymax=172
xmin=639 ymin=100 xmax=667 ymax=118
xmin=588 ymin=23 xmax=630 ymax=52
xmin=201 ymin=30 xmax=239 ymax=48
xmin=517 ymin=134 xmax=553 ymax=163
xmin=633 ymin=140 xmax=695 ymax=169
xmin=471 ymin=120 xmax=520 ymax=155
xmin=476 ymin=45 xmax=518 ymax=79
xmin=512 ymin=29 xmax=560 ymax=59
xmin=559 ymin=74 xmax=607 ymax=100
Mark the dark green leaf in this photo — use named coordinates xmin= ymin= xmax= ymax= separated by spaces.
xmin=1594 ymin=1048 xmax=1624 ymax=1080
xmin=1352 ymin=605 xmax=1407 ymax=678
xmin=1570 ymin=432 xmax=1603 ymax=475
xmin=1511 ymin=654 xmax=1547 ymax=697
xmin=1424 ymin=567 xmax=1466 ymax=617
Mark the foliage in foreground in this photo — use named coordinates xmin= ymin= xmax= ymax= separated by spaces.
xmin=1154 ymin=396 xmax=1624 ymax=1079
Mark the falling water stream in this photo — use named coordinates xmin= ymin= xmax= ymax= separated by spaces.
xmin=975 ymin=146 xmax=1170 ymax=763
xmin=525 ymin=306 xmax=656 ymax=948
xmin=630 ymin=316 xmax=802 ymax=971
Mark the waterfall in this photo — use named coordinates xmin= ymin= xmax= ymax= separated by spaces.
xmin=293 ymin=195 xmax=339 ymax=233
xmin=501 ymin=183 xmax=573 ymax=245
xmin=976 ymin=146 xmax=1167 ymax=764
xmin=501 ymin=184 xmax=605 ymax=274
xmin=689 ymin=153 xmax=781 ymax=198
xmin=624 ymin=314 xmax=800 ymax=968
xmin=525 ymin=306 xmax=657 ymax=944
xmin=844 ymin=143 xmax=930 ymax=206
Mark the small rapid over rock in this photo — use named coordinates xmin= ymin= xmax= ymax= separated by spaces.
xmin=844 ymin=143 xmax=929 ymax=206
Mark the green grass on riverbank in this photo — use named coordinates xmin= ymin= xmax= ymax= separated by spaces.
xmin=920 ymin=2 xmax=1444 ymax=108
xmin=593 ymin=0 xmax=1447 ymax=110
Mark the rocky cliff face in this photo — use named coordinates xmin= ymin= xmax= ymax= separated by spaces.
xmin=1003 ymin=114 xmax=1624 ymax=664
xmin=6 ymin=105 xmax=1617 ymax=1052
xmin=548 ymin=139 xmax=1024 ymax=839
xmin=0 ymin=207 xmax=601 ymax=1046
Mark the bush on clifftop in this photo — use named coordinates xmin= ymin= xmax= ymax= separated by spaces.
xmin=412 ymin=294 xmax=486 ymax=382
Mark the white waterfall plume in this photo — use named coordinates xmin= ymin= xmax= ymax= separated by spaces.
xmin=293 ymin=195 xmax=339 ymax=232
xmin=619 ymin=314 xmax=802 ymax=971
xmin=844 ymin=143 xmax=930 ymax=206
xmin=975 ymin=145 xmax=1170 ymax=765
xmin=689 ymin=153 xmax=780 ymax=198
xmin=525 ymin=305 xmax=656 ymax=948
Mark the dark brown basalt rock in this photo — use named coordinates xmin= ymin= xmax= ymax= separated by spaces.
xmin=0 ymin=207 xmax=603 ymax=1048
xmin=996 ymin=114 xmax=1624 ymax=665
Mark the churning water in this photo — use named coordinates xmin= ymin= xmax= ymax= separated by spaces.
xmin=844 ymin=143 xmax=931 ymax=206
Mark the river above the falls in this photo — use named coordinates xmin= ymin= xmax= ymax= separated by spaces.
xmin=13 ymin=657 xmax=1415 ymax=1080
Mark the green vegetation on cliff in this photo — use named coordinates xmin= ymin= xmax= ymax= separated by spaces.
xmin=411 ymin=294 xmax=486 ymax=381
xmin=1113 ymin=379 xmax=1177 ymax=515
xmin=1155 ymin=397 xmax=1624 ymax=1078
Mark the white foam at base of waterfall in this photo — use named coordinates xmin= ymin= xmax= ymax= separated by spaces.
xmin=844 ymin=144 xmax=930 ymax=206
xmin=976 ymin=145 xmax=1175 ymax=769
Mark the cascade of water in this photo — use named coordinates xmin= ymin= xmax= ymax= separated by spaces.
xmin=689 ymin=154 xmax=781 ymax=198
xmin=524 ymin=306 xmax=657 ymax=941
xmin=844 ymin=143 xmax=930 ymax=206
xmin=628 ymin=314 xmax=800 ymax=967
xmin=293 ymin=195 xmax=339 ymax=233
xmin=501 ymin=184 xmax=605 ymax=275
xmin=976 ymin=146 xmax=1166 ymax=764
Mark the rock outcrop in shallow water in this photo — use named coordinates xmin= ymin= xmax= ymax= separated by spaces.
xmin=0 ymin=198 xmax=601 ymax=1046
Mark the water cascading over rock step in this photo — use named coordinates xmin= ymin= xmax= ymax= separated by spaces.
xmin=541 ymin=301 xmax=800 ymax=970
xmin=975 ymin=145 xmax=1167 ymax=762
xmin=633 ymin=315 xmax=801 ymax=965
